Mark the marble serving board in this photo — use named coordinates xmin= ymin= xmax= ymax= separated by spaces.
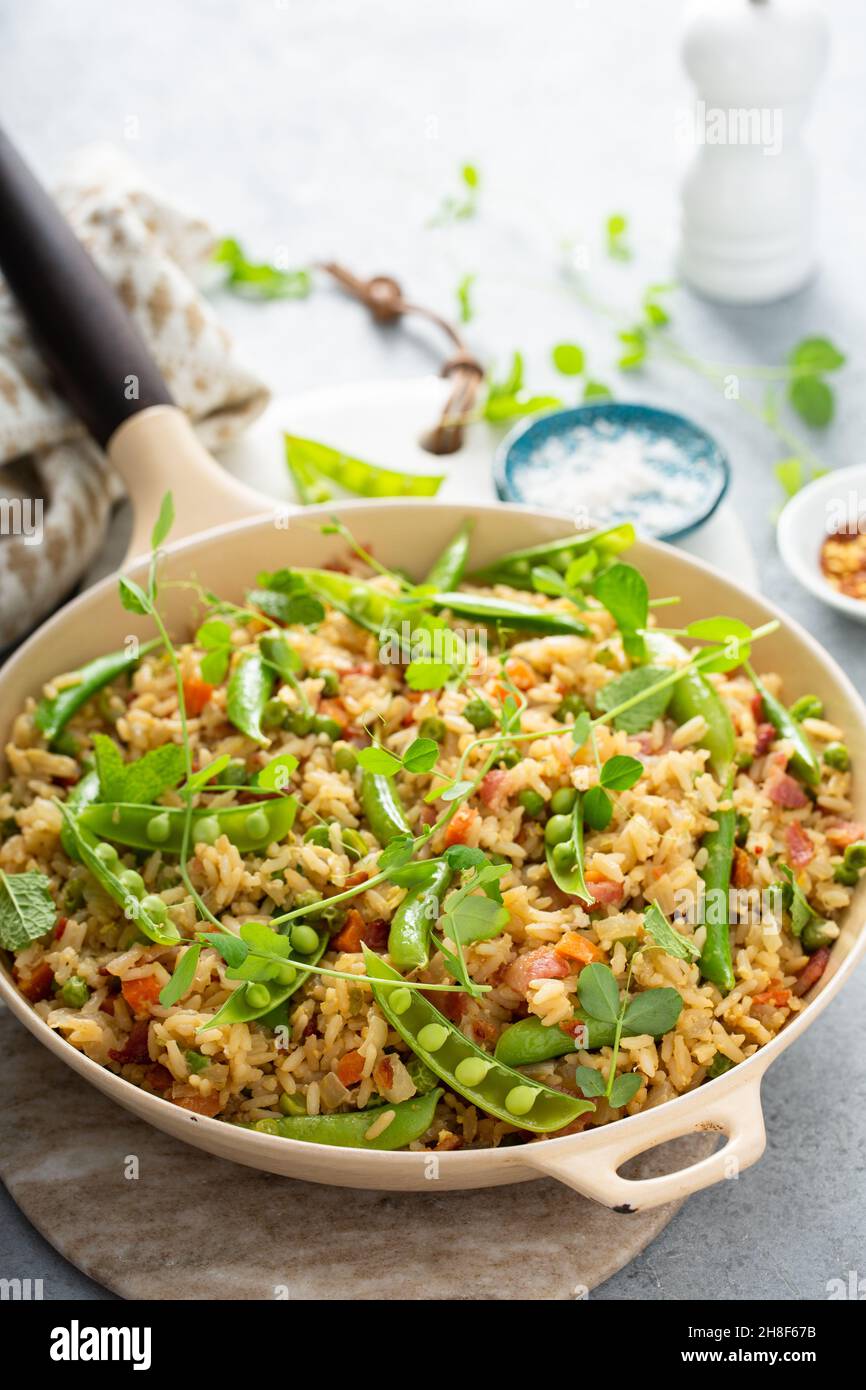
xmin=0 ymin=1011 xmax=715 ymax=1300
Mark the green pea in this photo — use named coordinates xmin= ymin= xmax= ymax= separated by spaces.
xmin=389 ymin=987 xmax=412 ymax=1015
xmin=253 ymin=1116 xmax=281 ymax=1134
xmin=221 ymin=759 xmax=249 ymax=786
xmin=505 ymin=1084 xmax=537 ymax=1116
xmin=419 ymin=716 xmax=447 ymax=743
xmin=140 ymin=894 xmax=168 ymax=924
xmin=544 ymin=813 xmax=572 ymax=847
xmin=285 ymin=711 xmax=314 ymax=736
xmin=278 ymin=1092 xmax=306 ymax=1116
xmin=94 ymin=841 xmax=119 ymax=870
xmin=312 ymin=668 xmax=340 ymax=697
xmin=245 ymin=982 xmax=271 ymax=1010
xmin=552 ymin=841 xmax=575 ymax=870
xmin=244 ymin=809 xmax=271 ymax=841
xmin=790 ymin=694 xmax=823 ymax=722
xmin=304 ymin=823 xmax=332 ymax=848
xmin=801 ymin=919 xmax=834 ymax=952
xmin=146 ymin=812 xmax=171 ymax=844
xmin=417 ymin=1023 xmax=448 ymax=1052
xmin=333 ymin=741 xmax=358 ymax=773
xmin=550 ymin=786 xmax=578 ymax=815
xmin=844 ymin=841 xmax=866 ymax=871
xmin=312 ymin=715 xmax=342 ymax=741
xmin=185 ymin=1050 xmax=210 ymax=1074
xmin=834 ymin=863 xmax=859 ymax=886
xmin=319 ymin=902 xmax=347 ymax=932
xmin=118 ymin=869 xmax=146 ymax=899
xmin=454 ymin=1057 xmax=492 ymax=1087
xmin=517 ymin=789 xmax=545 ymax=819
xmin=341 ymin=828 xmax=368 ymax=861
xmin=824 ymin=743 xmax=850 ymax=772
xmin=463 ymin=697 xmax=495 ymax=731
xmin=554 ymin=692 xmax=586 ymax=722
xmin=291 ymin=924 xmax=320 ymax=955
xmin=59 ymin=975 xmax=90 ymax=1008
xmin=707 ymin=1052 xmax=734 ymax=1079
xmin=495 ymin=746 xmax=521 ymax=769
xmin=262 ymin=697 xmax=288 ymax=730
xmin=274 ymin=961 xmax=297 ymax=986
xmin=194 ymin=816 xmax=221 ymax=845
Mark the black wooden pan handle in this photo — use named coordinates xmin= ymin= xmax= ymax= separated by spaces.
xmin=0 ymin=126 xmax=173 ymax=446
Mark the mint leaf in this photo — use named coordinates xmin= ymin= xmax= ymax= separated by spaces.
xmin=122 ymin=743 xmax=186 ymax=804
xmin=91 ymin=733 xmax=128 ymax=801
xmin=643 ymin=901 xmax=700 ymax=962
xmin=595 ymin=666 xmax=674 ymax=733
xmin=593 ymin=563 xmax=648 ymax=634
xmin=0 ymin=870 xmax=56 ymax=950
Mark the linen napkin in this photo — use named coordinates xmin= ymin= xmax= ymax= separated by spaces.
xmin=0 ymin=145 xmax=269 ymax=648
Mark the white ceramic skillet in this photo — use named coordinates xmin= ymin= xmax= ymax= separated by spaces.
xmin=0 ymin=132 xmax=864 ymax=1213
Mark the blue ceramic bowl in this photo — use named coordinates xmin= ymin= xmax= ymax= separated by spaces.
xmin=494 ymin=402 xmax=730 ymax=542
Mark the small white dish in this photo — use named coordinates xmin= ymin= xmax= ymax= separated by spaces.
xmin=777 ymin=464 xmax=866 ymax=624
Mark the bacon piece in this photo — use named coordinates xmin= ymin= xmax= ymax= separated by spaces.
xmin=331 ymin=908 xmax=366 ymax=953
xmin=108 ymin=1019 xmax=152 ymax=1065
xmin=503 ymin=947 xmax=570 ymax=997
xmin=142 ymin=1064 xmax=173 ymax=1094
xmin=435 ymin=1132 xmax=464 ymax=1151
xmin=766 ymin=772 xmax=808 ymax=808
xmin=373 ymin=1055 xmax=394 ymax=1092
xmin=361 ymin=917 xmax=389 ymax=952
xmin=785 ymin=822 xmax=814 ymax=867
xmin=121 ymin=974 xmax=163 ymax=1017
xmin=792 ymin=946 xmax=831 ymax=997
xmin=439 ymin=990 xmax=468 ymax=1024
xmin=754 ymin=722 xmax=776 ymax=756
xmin=478 ymin=769 xmax=508 ymax=809
xmin=584 ymin=871 xmax=624 ymax=906
xmin=751 ymin=983 xmax=790 ymax=1008
xmin=16 ymin=961 xmax=54 ymax=1002
xmin=173 ymin=1092 xmax=222 ymax=1117
xmin=750 ymin=692 xmax=764 ymax=722
xmin=826 ymin=820 xmax=866 ymax=849
xmin=54 ymin=916 xmax=68 ymax=940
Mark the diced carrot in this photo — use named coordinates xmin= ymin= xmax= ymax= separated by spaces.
xmin=120 ymin=974 xmax=163 ymax=1017
xmin=752 ymin=984 xmax=790 ymax=1008
xmin=337 ymin=1050 xmax=366 ymax=1087
xmin=16 ymin=960 xmax=54 ymax=1002
xmin=444 ymin=805 xmax=479 ymax=846
xmin=173 ymin=1092 xmax=222 ymax=1117
xmin=54 ymin=916 xmax=68 ymax=940
xmin=183 ymin=676 xmax=213 ymax=716
xmin=505 ymin=657 xmax=535 ymax=690
xmin=554 ymin=932 xmax=606 ymax=966
xmin=331 ymin=908 xmax=366 ymax=953
xmin=318 ymin=697 xmax=348 ymax=730
xmin=732 ymin=846 xmax=752 ymax=889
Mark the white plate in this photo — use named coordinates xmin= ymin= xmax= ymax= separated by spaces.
xmin=777 ymin=464 xmax=866 ymax=623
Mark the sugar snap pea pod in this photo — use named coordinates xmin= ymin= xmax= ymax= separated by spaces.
xmin=544 ymin=794 xmax=593 ymax=902
xmin=248 ymin=1088 xmax=443 ymax=1149
xmin=363 ymin=947 xmax=594 ymax=1132
xmin=698 ymin=775 xmax=736 ymax=994
xmin=226 ymin=650 xmax=275 ymax=745
xmin=57 ymin=803 xmax=180 ymax=947
xmin=78 ymin=796 xmax=298 ymax=853
xmin=35 ymin=638 xmax=161 ymax=742
xmin=289 ymin=569 xmax=398 ymax=634
xmin=284 ymin=435 xmax=444 ymax=499
xmin=60 ymin=769 xmax=101 ymax=860
xmin=206 ymin=929 xmax=327 ymax=1029
xmin=745 ymin=662 xmax=820 ymax=787
xmin=388 ymin=861 xmax=453 ymax=970
xmin=360 ymin=770 xmax=412 ymax=845
xmin=644 ymin=632 xmax=734 ymax=779
xmin=495 ymin=1009 xmax=630 ymax=1068
xmin=467 ymin=524 xmax=635 ymax=589
xmin=423 ymin=521 xmax=474 ymax=590
xmin=430 ymin=590 xmax=590 ymax=636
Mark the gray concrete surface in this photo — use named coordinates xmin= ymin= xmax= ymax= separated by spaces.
xmin=1 ymin=0 xmax=864 ymax=1300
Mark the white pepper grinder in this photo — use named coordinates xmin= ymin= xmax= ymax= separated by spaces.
xmin=677 ymin=0 xmax=829 ymax=304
